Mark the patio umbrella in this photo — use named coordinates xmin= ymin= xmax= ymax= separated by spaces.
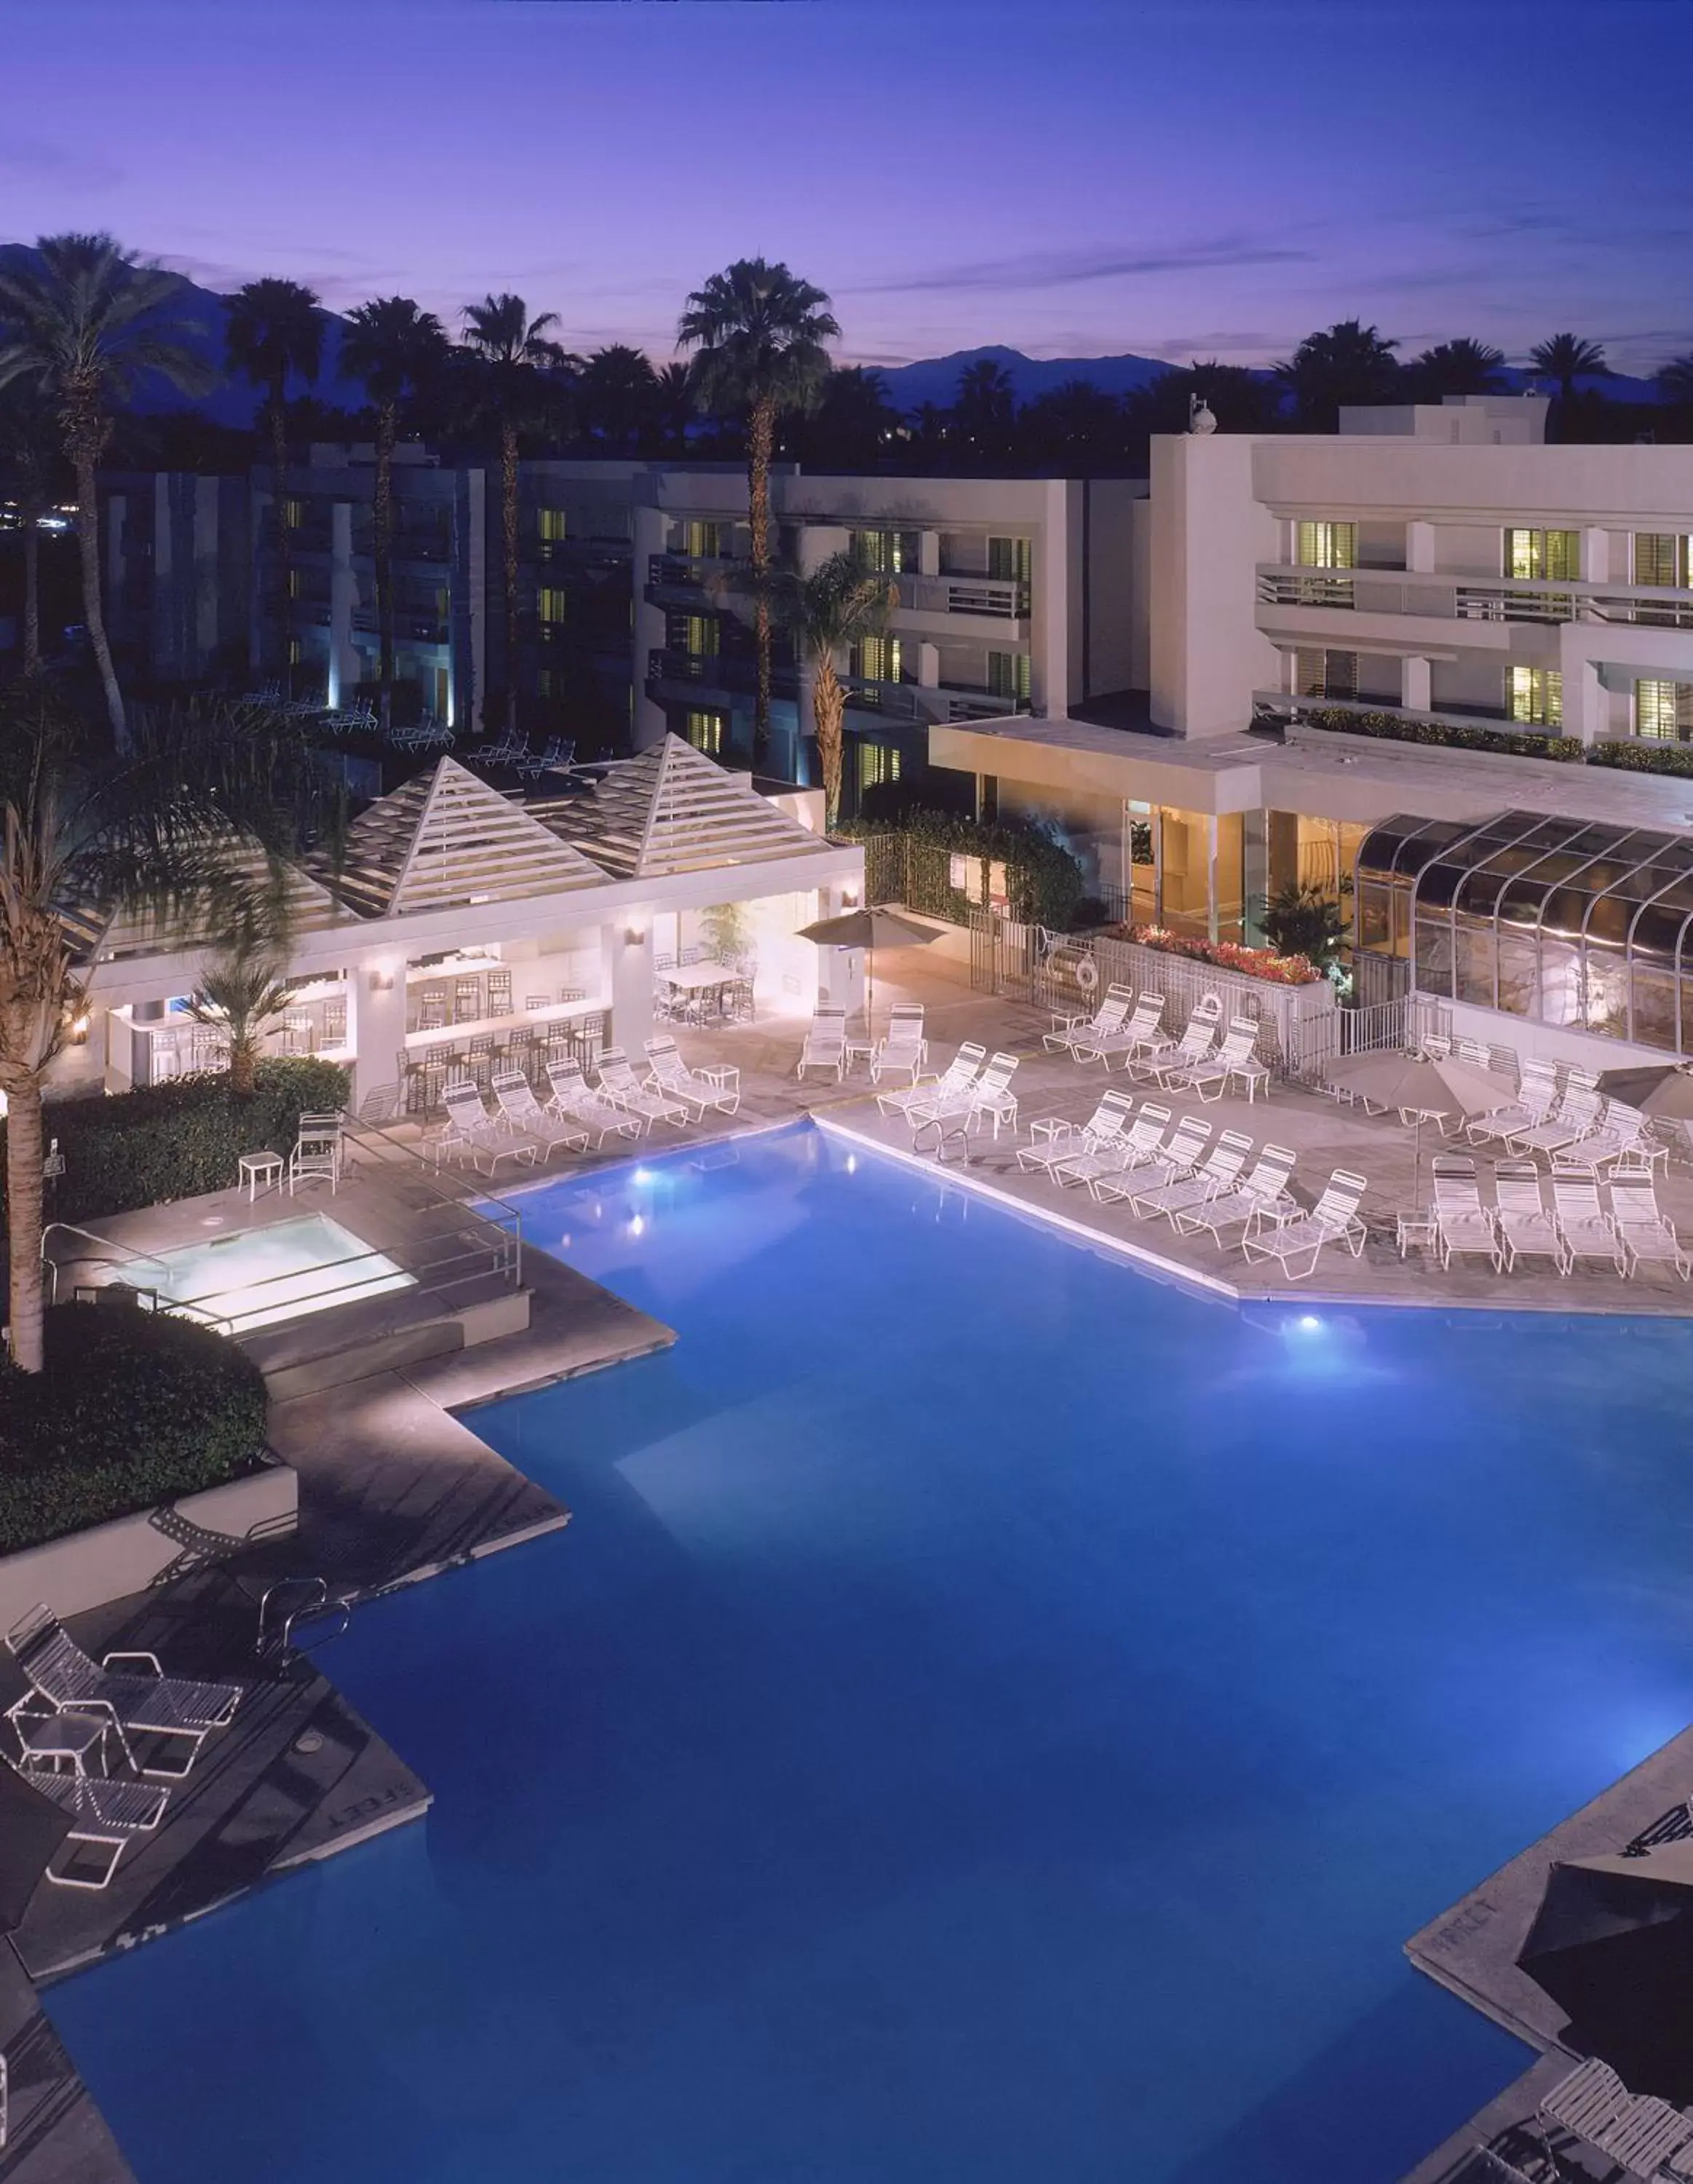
xmin=0 ymin=1761 xmax=73 ymax=1933
xmin=1320 ymin=1051 xmax=1512 ymax=1211
xmin=1518 ymin=1843 xmax=1693 ymax=2101
xmin=795 ymin=906 xmax=940 ymax=1034
xmin=1599 ymin=1064 xmax=1693 ymax=1146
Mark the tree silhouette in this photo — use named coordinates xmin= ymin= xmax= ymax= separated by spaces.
xmin=1274 ymin=320 xmax=1400 ymax=428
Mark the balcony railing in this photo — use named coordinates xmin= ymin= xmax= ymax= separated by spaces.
xmin=897 ymin=572 xmax=1028 ymax=621
xmin=352 ymin=608 xmax=451 ymax=643
xmin=1257 ymin=563 xmax=1693 ymax=630
xmin=646 ymin=551 xmax=734 ymax=594
xmin=646 ymin=648 xmax=796 ymax=700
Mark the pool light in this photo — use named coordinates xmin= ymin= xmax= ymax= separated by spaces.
xmin=629 ymin=1214 xmax=646 ymax=1238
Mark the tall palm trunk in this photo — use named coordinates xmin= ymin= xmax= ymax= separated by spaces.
xmin=20 ymin=487 xmax=41 ymax=675
xmin=747 ymin=392 xmax=775 ymax=765
xmin=4 ymin=1073 xmax=47 ymax=1374
xmin=373 ymin=398 xmax=395 ymax=732
xmin=63 ymin=376 xmax=123 ymax=744
xmin=812 ymin=652 xmax=846 ymax=829
xmin=271 ymin=389 xmax=293 ymax=692
xmin=501 ymin=420 xmax=519 ymax=733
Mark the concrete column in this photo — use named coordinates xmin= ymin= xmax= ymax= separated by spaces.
xmin=1405 ymin=521 xmax=1436 ymax=574
xmin=1559 ymin=633 xmax=1606 ymax=745
xmin=916 ymin=641 xmax=940 ymax=688
xmin=631 ymin=502 xmax=669 ymax=749
xmin=813 ymin=880 xmax=866 ymax=1020
xmin=1242 ymin=809 xmax=1269 ymax=944
xmin=1402 ymin=654 xmax=1432 ymax=711
xmin=351 ymin=958 xmax=407 ymax=1109
xmin=603 ymin=918 xmax=656 ymax=1059
xmin=1582 ymin=527 xmax=1611 ymax=584
xmin=1205 ymin=816 xmax=1221 ymax=944
xmin=329 ymin=500 xmax=357 ymax=709
xmin=919 ymin=531 xmax=940 ymax=578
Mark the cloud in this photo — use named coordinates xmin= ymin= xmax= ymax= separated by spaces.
xmin=0 ymin=136 xmax=122 ymax=191
xmin=849 ymin=238 xmax=1315 ymax=296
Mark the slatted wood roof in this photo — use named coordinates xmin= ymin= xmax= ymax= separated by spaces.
xmin=323 ymin=757 xmax=607 ymax=917
xmin=531 ymin=735 xmax=828 ymax=881
xmin=68 ymin=844 xmax=347 ymax=962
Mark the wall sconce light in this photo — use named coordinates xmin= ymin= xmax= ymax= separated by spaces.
xmin=625 ymin=925 xmax=646 ymax=946
xmin=368 ymin=965 xmax=395 ymax=993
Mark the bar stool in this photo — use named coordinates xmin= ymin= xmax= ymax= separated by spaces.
xmin=453 ymin=976 xmax=483 ymax=1024
xmin=485 ymin=968 xmax=513 ymax=1016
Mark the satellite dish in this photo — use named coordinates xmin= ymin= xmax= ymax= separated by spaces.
xmin=1189 ymin=395 xmax=1218 ymax=435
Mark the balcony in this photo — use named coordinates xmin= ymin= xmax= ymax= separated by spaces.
xmin=352 ymin=607 xmax=451 ymax=644
xmin=1257 ymin=563 xmax=1693 ymax=630
xmin=1256 ymin=688 xmax=1577 ymax=756
xmin=646 ymin=648 xmax=796 ymax=702
xmin=540 ymin=536 xmax=630 ymax=573
xmin=896 ymin=571 xmax=1029 ymax=623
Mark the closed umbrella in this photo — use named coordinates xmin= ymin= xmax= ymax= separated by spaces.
xmin=1599 ymin=1067 xmax=1693 ymax=1159
xmin=1321 ymin=1051 xmax=1511 ymax=1211
xmin=1518 ymin=1842 xmax=1693 ymax=2101
xmin=795 ymin=906 xmax=940 ymax=1036
xmin=0 ymin=1761 xmax=74 ymax=1933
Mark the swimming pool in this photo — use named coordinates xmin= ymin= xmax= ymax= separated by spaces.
xmin=146 ymin=1213 xmax=413 ymax=1332
xmin=46 ymin=1123 xmax=1693 ymax=2182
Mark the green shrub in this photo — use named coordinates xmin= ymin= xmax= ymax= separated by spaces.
xmin=841 ymin=808 xmax=1085 ymax=929
xmin=6 ymin=1057 xmax=349 ymax=1227
xmin=1285 ymin=706 xmax=1585 ymax=763
xmin=1589 ymin=740 xmax=1693 ymax=778
xmin=0 ymin=1303 xmax=269 ymax=1553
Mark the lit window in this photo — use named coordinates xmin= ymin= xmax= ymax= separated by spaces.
xmin=1636 ymin=679 xmax=1693 ymax=742
xmin=678 ymin=614 xmax=718 ymax=658
xmin=987 ymin=650 xmax=1031 ymax=703
xmin=1508 ymin=665 xmax=1563 ymax=725
xmin=854 ymin=633 xmax=903 ymax=684
xmin=857 ymin=742 xmax=901 ymax=791
xmin=686 ymin=710 xmax=725 ymax=755
xmin=538 ymin=587 xmax=568 ymax=625
xmin=1293 ymin=649 xmax=1358 ymax=700
xmin=283 ymin=499 xmax=304 ymax=530
xmin=539 ymin=507 xmax=567 ymax=542
xmin=681 ymin=520 xmax=724 ymax=558
xmin=1294 ymin=521 xmax=1356 ymax=570
xmin=1505 ymin=529 xmax=1580 ymax=582
xmin=1634 ymin=534 xmax=1693 ymax=588
xmin=850 ymin=530 xmax=920 ymax=574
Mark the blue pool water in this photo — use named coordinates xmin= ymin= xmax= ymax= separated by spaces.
xmin=47 ymin=1124 xmax=1693 ymax=2182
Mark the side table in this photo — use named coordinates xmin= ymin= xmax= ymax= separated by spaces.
xmin=239 ymin=1150 xmax=284 ymax=1201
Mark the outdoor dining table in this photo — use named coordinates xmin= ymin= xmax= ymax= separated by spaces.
xmin=659 ymin=962 xmax=750 ymax=1021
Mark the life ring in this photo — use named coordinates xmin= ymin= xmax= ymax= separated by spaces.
xmin=1074 ymin=956 xmax=1100 ymax=994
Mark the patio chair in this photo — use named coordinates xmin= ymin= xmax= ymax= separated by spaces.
xmin=596 ymin=1048 xmax=690 ymax=1131
xmin=1507 ymin=1085 xmax=1603 ymax=1160
xmin=11 ymin=1758 xmax=170 ymax=1891
xmin=1173 ymin=1144 xmax=1298 ymax=1243
xmin=544 ymin=1059 xmax=643 ymax=1148
xmin=1173 ymin=1016 xmax=1266 ymax=1101
xmin=1053 ymin=1101 xmax=1171 ymax=1189
xmin=1430 ymin=1154 xmax=1502 ymax=1272
xmin=430 ymin=1080 xmax=539 ymax=1174
xmin=1492 ymin=1163 xmax=1570 ymax=1275
xmin=1090 ymin=1112 xmax=1216 ymax=1207
xmin=289 ymin=1112 xmax=341 ymax=1195
xmin=1550 ymin=1167 xmax=1626 ymax=1274
xmin=1553 ymin=1099 xmax=1667 ymax=1179
xmin=796 ymin=1008 xmax=848 ymax=1083
xmin=870 ymin=1005 xmax=929 ymax=1087
xmin=1127 ymin=992 xmax=1225 ymax=1083
xmin=644 ymin=1036 xmax=741 ymax=1118
xmin=1240 ymin=1169 xmax=1369 ymax=1281
xmin=1015 ymin=1089 xmax=1136 ymax=1176
xmin=1537 ymin=2057 xmax=1632 ymax=2163
xmin=1467 ymin=1058 xmax=1558 ymax=1148
xmin=1044 ymin=984 xmax=1133 ymax=1056
xmin=876 ymin=1042 xmax=984 ymax=1120
xmin=1106 ymin=1127 xmax=1252 ymax=1222
xmin=6 ymin=1604 xmax=245 ymax=1780
xmin=1073 ymin=990 xmax=1166 ymax=1069
xmin=491 ymin=1069 xmax=590 ymax=1158
xmin=908 ymin=1053 xmax=1019 ymax=1142
xmin=1610 ymin=1179 xmax=1692 ymax=1281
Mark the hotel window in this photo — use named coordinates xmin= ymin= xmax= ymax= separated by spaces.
xmin=1294 ymin=649 xmax=1357 ymax=700
xmin=851 ymin=529 xmax=921 ymax=574
xmin=678 ymin=613 xmax=718 ymax=657
xmin=538 ymin=507 xmax=568 ymax=542
xmin=986 ymin=650 xmax=1032 ymax=703
xmin=1294 ymin=521 xmax=1357 ymax=569
xmin=1508 ymin=665 xmax=1563 ymax=725
xmin=538 ymin=587 xmax=568 ymax=625
xmin=852 ymin=633 xmax=903 ymax=684
xmin=1505 ymin=529 xmax=1580 ymax=582
xmin=681 ymin=520 xmax=725 ymax=558
xmin=987 ymin=535 xmax=1034 ymax=612
xmin=282 ymin=499 xmax=304 ymax=531
xmin=1636 ymin=680 xmax=1693 ymax=742
xmin=858 ymin=742 xmax=902 ymax=794
xmin=685 ymin=709 xmax=725 ymax=755
xmin=1633 ymin=534 xmax=1693 ymax=588
xmin=287 ymin=567 xmax=302 ymax=597
xmin=288 ymin=637 xmax=302 ymax=666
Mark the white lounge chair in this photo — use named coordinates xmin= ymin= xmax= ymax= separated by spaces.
xmin=876 ymin=1042 xmax=984 ymax=1119
xmin=1492 ymin=1162 xmax=1570 ymax=1274
xmin=1185 ymin=1016 xmax=1271 ymax=1104
xmin=7 ymin=1605 xmax=245 ymax=1780
xmin=13 ymin=1759 xmax=170 ymax=1891
xmin=1553 ymin=1100 xmax=1667 ymax=1178
xmin=1044 ymin=984 xmax=1133 ymax=1056
xmin=1538 ymin=2057 xmax=1630 ymax=2158
xmin=797 ymin=1008 xmax=848 ymax=1082
xmin=1052 ymin=1101 xmax=1170 ymax=1189
xmin=1072 ymin=990 xmax=1166 ymax=1069
xmin=1090 ymin=1111 xmax=1213 ymax=1205
xmin=1550 ymin=1168 xmax=1626 ymax=1273
xmin=1240 ymin=1169 xmax=1369 ymax=1281
xmin=1127 ymin=993 xmax=1224 ymax=1083
xmin=491 ymin=1069 xmax=590 ymax=1158
xmin=645 ymin=1037 xmax=740 ymax=1118
xmin=1108 ymin=1128 xmax=1252 ymax=1221
xmin=431 ymin=1080 xmax=539 ymax=1174
xmin=1508 ymin=1080 xmax=1601 ymax=1159
xmin=596 ymin=1048 xmax=690 ymax=1131
xmin=908 ymin=1052 xmax=1019 ymax=1142
xmin=1430 ymin=1155 xmax=1501 ymax=1272
xmin=1173 ymin=1144 xmax=1297 ymax=1243
xmin=1610 ymin=1179 xmax=1692 ymax=1281
xmin=1534 ymin=2056 xmax=1693 ymax=2180
xmin=1467 ymin=1058 xmax=1558 ymax=1147
xmin=544 ymin=1059 xmax=642 ymax=1148
xmin=1015 ymin=1089 xmax=1136 ymax=1176
xmin=870 ymin=1005 xmax=928 ymax=1087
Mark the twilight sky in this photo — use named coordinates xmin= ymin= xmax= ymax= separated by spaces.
xmin=6 ymin=0 xmax=1692 ymax=376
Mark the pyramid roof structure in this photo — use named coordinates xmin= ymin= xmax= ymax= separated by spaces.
xmin=323 ymin=756 xmax=608 ymax=918
xmin=531 ymin=735 xmax=830 ymax=882
xmin=66 ymin=842 xmax=347 ymax=964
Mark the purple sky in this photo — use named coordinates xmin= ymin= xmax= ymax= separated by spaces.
xmin=7 ymin=0 xmax=1692 ymax=375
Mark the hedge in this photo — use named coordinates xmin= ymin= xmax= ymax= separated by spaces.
xmin=1285 ymin=706 xmax=1585 ymax=763
xmin=1589 ymin=740 xmax=1693 ymax=779
xmin=843 ymin=809 xmax=1085 ymax=929
xmin=0 ymin=1302 xmax=269 ymax=1553
xmin=5 ymin=1057 xmax=349 ymax=1227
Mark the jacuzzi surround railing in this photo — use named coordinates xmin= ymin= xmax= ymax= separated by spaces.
xmin=337 ymin=1108 xmax=523 ymax=1291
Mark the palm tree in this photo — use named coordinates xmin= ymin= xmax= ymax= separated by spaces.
xmin=1274 ymin=320 xmax=1400 ymax=429
xmin=0 ymin=686 xmax=331 ymax=1370
xmin=759 ymin=551 xmax=897 ymax=827
xmin=952 ymin=359 xmax=1017 ymax=462
xmin=1018 ymin=379 xmax=1122 ymax=469
xmin=0 ymin=233 xmax=211 ymax=743
xmin=650 ymin=360 xmax=697 ymax=454
xmin=225 ymin=278 xmax=323 ymax=691
xmin=341 ymin=296 xmax=451 ymax=730
xmin=0 ymin=379 xmax=63 ymax=676
xmin=459 ymin=294 xmax=569 ymax=732
xmin=1410 ymin=338 xmax=1505 ymax=399
xmin=1658 ymin=352 xmax=1693 ymax=436
xmin=1529 ymin=333 xmax=1608 ymax=418
xmin=579 ymin=344 xmax=657 ymax=450
xmin=678 ymin=261 xmax=839 ymax=763
xmin=185 ymin=919 xmax=296 ymax=1097
xmin=799 ymin=366 xmax=899 ymax=470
